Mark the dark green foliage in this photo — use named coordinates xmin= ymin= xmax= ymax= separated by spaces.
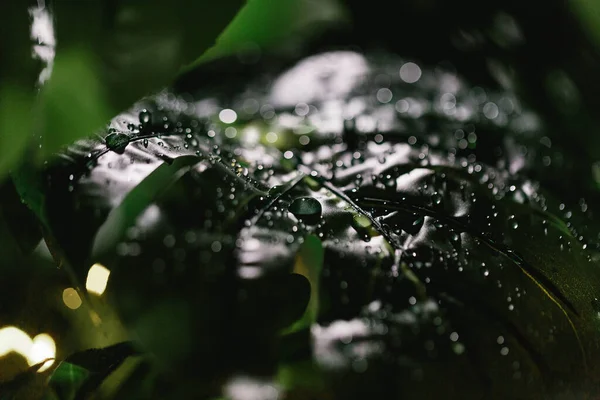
xmin=15 ymin=47 xmax=600 ymax=398
xmin=4 ymin=0 xmax=600 ymax=399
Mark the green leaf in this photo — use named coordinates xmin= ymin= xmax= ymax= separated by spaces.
xmin=196 ymin=0 xmax=347 ymax=64
xmin=277 ymin=360 xmax=325 ymax=391
xmin=46 ymin=342 xmax=138 ymax=400
xmin=106 ymin=357 xmax=156 ymax=400
xmin=0 ymin=86 xmax=34 ymax=181
xmin=47 ymin=363 xmax=90 ymax=400
xmin=572 ymin=0 xmax=600 ymax=53
xmin=0 ymin=362 xmax=51 ymax=400
xmin=0 ymin=177 xmax=43 ymax=254
xmin=282 ymin=235 xmax=324 ymax=334
xmin=63 ymin=342 xmax=137 ymax=373
xmin=0 ymin=2 xmax=42 ymax=180
xmin=37 ymin=49 xmax=113 ymax=163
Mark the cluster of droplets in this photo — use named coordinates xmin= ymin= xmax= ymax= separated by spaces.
xmin=51 ymin=47 xmax=600 ymax=391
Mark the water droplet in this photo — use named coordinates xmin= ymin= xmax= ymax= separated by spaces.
xmin=289 ymin=197 xmax=322 ymax=224
xmin=431 ymin=192 xmax=442 ymax=205
xmin=352 ymin=214 xmax=372 ymax=232
xmin=105 ymin=132 xmax=130 ymax=153
xmin=450 ymin=231 xmax=460 ymax=242
xmin=139 ymin=109 xmax=151 ymax=127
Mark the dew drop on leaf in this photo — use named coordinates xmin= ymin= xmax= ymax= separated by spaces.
xmin=352 ymin=214 xmax=372 ymax=231
xmin=139 ymin=109 xmax=152 ymax=127
xmin=105 ymin=132 xmax=130 ymax=153
xmin=289 ymin=197 xmax=322 ymax=224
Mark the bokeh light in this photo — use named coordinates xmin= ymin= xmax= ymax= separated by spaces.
xmin=86 ymin=263 xmax=111 ymax=295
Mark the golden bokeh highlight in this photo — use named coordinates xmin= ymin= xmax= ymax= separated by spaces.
xmin=86 ymin=263 xmax=110 ymax=295
xmin=0 ymin=326 xmax=56 ymax=372
xmin=62 ymin=287 xmax=82 ymax=309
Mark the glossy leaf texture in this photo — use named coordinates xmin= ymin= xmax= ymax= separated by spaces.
xmin=28 ymin=49 xmax=600 ymax=399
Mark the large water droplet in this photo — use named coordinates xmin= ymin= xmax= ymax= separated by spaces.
xmin=105 ymin=132 xmax=130 ymax=153
xmin=139 ymin=109 xmax=151 ymax=127
xmin=289 ymin=197 xmax=322 ymax=224
xmin=352 ymin=214 xmax=372 ymax=231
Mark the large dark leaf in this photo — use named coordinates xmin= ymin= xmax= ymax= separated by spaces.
xmin=30 ymin=47 xmax=600 ymax=399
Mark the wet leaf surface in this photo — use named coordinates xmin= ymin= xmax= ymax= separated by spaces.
xmin=20 ymin=47 xmax=600 ymax=399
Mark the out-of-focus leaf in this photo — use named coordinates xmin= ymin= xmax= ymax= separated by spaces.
xmin=0 ymin=2 xmax=41 ymax=180
xmin=572 ymin=0 xmax=600 ymax=57
xmin=37 ymin=49 xmax=112 ymax=163
xmin=196 ymin=0 xmax=347 ymax=64
xmin=283 ymin=234 xmax=324 ymax=334
xmin=0 ymin=361 xmax=50 ymax=400
xmin=276 ymin=360 xmax=326 ymax=392
xmin=0 ymin=86 xmax=34 ymax=181
xmin=47 ymin=362 xmax=90 ymax=400
xmin=45 ymin=342 xmax=137 ymax=400
xmin=91 ymin=155 xmax=200 ymax=258
xmin=105 ymin=357 xmax=156 ymax=400
xmin=0 ymin=178 xmax=43 ymax=254
xmin=60 ymin=342 xmax=137 ymax=375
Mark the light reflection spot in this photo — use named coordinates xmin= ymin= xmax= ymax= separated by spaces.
xmin=62 ymin=288 xmax=82 ymax=310
xmin=0 ymin=327 xmax=56 ymax=372
xmin=86 ymin=263 xmax=111 ymax=295
xmin=376 ymin=88 xmax=393 ymax=103
xmin=266 ymin=132 xmax=278 ymax=144
xmin=219 ymin=109 xmax=237 ymax=124
xmin=399 ymin=62 xmax=422 ymax=83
